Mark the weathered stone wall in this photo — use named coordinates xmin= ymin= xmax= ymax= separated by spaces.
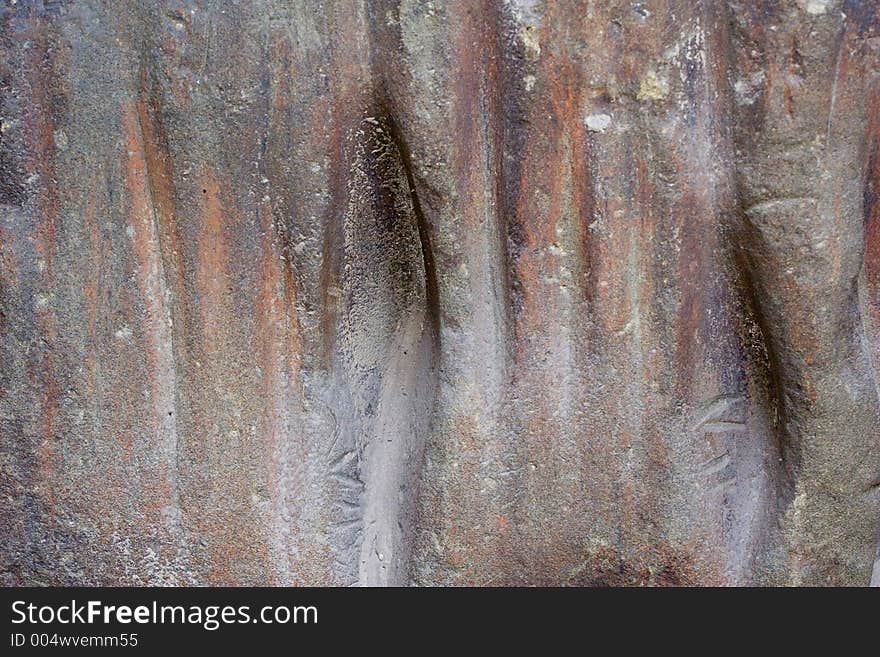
xmin=1 ymin=0 xmax=879 ymax=585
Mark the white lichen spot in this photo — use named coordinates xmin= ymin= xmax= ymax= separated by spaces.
xmin=797 ymin=0 xmax=831 ymax=15
xmin=734 ymin=71 xmax=766 ymax=106
xmin=520 ymin=25 xmax=541 ymax=60
xmin=115 ymin=326 xmax=133 ymax=340
xmin=523 ymin=74 xmax=537 ymax=91
xmin=637 ymin=70 xmax=669 ymax=102
xmin=53 ymin=129 xmax=68 ymax=149
xmin=585 ymin=113 xmax=612 ymax=133
xmin=506 ymin=0 xmax=543 ymax=60
xmin=506 ymin=0 xmax=544 ymax=26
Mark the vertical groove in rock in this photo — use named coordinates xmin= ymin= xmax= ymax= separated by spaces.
xmin=121 ymin=100 xmax=184 ymax=552
xmin=326 ymin=105 xmax=438 ymax=585
xmin=729 ymin=0 xmax=880 ymax=584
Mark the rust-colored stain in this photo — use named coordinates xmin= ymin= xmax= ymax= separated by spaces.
xmin=866 ymin=83 xmax=880 ymax=328
xmin=122 ymin=102 xmax=181 ymax=545
xmin=195 ymin=173 xmax=229 ymax=348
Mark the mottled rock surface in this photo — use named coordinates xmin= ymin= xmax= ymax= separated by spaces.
xmin=1 ymin=0 xmax=879 ymax=586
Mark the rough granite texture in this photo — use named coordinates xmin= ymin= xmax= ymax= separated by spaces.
xmin=1 ymin=0 xmax=879 ymax=586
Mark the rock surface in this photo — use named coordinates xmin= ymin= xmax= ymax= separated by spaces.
xmin=1 ymin=0 xmax=879 ymax=586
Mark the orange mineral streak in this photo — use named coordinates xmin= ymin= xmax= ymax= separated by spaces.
xmin=513 ymin=59 xmax=586 ymax=348
xmin=121 ymin=102 xmax=181 ymax=526
xmin=14 ymin=19 xmax=63 ymax=502
xmin=196 ymin=173 xmax=229 ymax=347
xmin=135 ymin=92 xmax=186 ymax=296
xmin=868 ymin=86 xmax=880 ymax=327
xmin=255 ymin=195 xmax=304 ymax=582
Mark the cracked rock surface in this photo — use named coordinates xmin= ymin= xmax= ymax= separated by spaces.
xmin=1 ymin=0 xmax=879 ymax=586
